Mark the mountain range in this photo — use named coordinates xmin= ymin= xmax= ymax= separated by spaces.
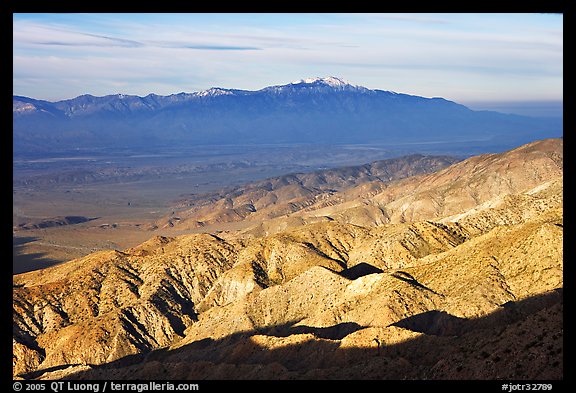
xmin=13 ymin=77 xmax=562 ymax=153
xmin=13 ymin=138 xmax=563 ymax=380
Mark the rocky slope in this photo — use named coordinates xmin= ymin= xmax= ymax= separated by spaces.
xmin=156 ymin=154 xmax=458 ymax=230
xmin=244 ymin=137 xmax=563 ymax=235
xmin=12 ymin=138 xmax=563 ymax=380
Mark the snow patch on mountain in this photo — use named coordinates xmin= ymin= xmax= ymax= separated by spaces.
xmin=293 ymin=76 xmax=353 ymax=87
xmin=196 ymin=88 xmax=234 ymax=97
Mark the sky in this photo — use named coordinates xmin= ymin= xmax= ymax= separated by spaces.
xmin=13 ymin=13 xmax=563 ymax=116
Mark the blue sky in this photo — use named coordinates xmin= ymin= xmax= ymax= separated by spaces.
xmin=13 ymin=13 xmax=563 ymax=115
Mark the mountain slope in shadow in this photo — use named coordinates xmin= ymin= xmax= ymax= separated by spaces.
xmin=41 ymin=289 xmax=562 ymax=380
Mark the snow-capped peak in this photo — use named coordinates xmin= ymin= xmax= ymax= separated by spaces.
xmin=292 ymin=76 xmax=353 ymax=87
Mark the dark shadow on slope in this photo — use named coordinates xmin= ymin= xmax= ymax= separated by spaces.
xmin=301 ymin=242 xmax=347 ymax=270
xmin=32 ymin=289 xmax=563 ymax=380
xmin=391 ymin=287 xmax=565 ymax=338
xmin=260 ymin=321 xmax=365 ymax=340
xmin=13 ymin=236 xmax=62 ymax=275
xmin=339 ymin=262 xmax=384 ymax=280
xmin=20 ymin=364 xmax=85 ymax=380
xmin=391 ymin=270 xmax=442 ymax=295
xmin=390 ymin=310 xmax=467 ymax=336
xmin=16 ymin=216 xmax=99 ymax=230
xmin=149 ymin=283 xmax=199 ymax=336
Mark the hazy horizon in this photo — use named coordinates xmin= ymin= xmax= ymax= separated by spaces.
xmin=462 ymin=99 xmax=563 ymax=118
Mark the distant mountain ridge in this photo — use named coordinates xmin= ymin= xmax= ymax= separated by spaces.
xmin=13 ymin=77 xmax=562 ymax=153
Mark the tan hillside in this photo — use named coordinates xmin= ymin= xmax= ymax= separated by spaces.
xmin=281 ymin=138 xmax=563 ymax=230
xmin=13 ymin=139 xmax=563 ymax=380
xmin=13 ymin=234 xmax=237 ymax=376
xmin=155 ymin=154 xmax=457 ymax=230
xmin=234 ymin=138 xmax=562 ymax=237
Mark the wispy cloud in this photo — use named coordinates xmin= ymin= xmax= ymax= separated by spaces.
xmin=169 ymin=44 xmax=262 ymax=51
xmin=36 ymin=35 xmax=144 ymax=48
xmin=13 ymin=13 xmax=563 ymax=103
xmin=13 ymin=20 xmax=265 ymax=51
